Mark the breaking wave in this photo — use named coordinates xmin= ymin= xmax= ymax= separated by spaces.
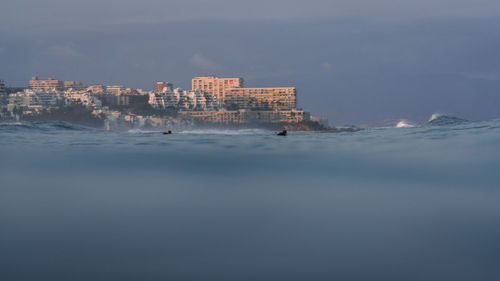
xmin=395 ymin=119 xmax=416 ymax=128
xmin=427 ymin=114 xmax=468 ymax=126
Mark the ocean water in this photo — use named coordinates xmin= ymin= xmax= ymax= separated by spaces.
xmin=1 ymin=116 xmax=500 ymax=281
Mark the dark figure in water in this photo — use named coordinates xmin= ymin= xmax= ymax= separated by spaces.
xmin=163 ymin=130 xmax=172 ymax=135
xmin=277 ymin=130 xmax=287 ymax=136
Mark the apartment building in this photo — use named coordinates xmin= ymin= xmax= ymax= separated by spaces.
xmin=64 ymin=91 xmax=102 ymax=108
xmin=191 ymin=76 xmax=243 ymax=100
xmin=179 ymin=110 xmax=245 ymax=123
xmin=249 ymin=109 xmax=310 ymax=123
xmin=63 ymin=80 xmax=84 ymax=90
xmin=106 ymin=85 xmax=124 ymax=95
xmin=87 ymin=84 xmax=105 ymax=93
xmin=223 ymin=87 xmax=296 ymax=111
xmin=29 ymin=77 xmax=63 ymax=91
xmin=179 ymin=109 xmax=309 ymax=124
xmin=8 ymin=90 xmax=59 ymax=110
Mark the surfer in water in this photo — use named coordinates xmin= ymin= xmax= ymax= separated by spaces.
xmin=163 ymin=130 xmax=172 ymax=135
xmin=277 ymin=130 xmax=287 ymax=136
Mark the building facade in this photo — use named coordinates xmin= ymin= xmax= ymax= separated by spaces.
xmin=63 ymin=81 xmax=84 ymax=90
xmin=179 ymin=110 xmax=245 ymax=123
xmin=179 ymin=109 xmax=309 ymax=124
xmin=191 ymin=76 xmax=243 ymax=101
xmin=106 ymin=85 xmax=123 ymax=95
xmin=64 ymin=90 xmax=102 ymax=108
xmin=149 ymin=88 xmax=220 ymax=111
xmin=248 ymin=109 xmax=310 ymax=123
xmin=87 ymin=85 xmax=105 ymax=93
xmin=8 ymin=90 xmax=60 ymax=111
xmin=117 ymin=93 xmax=148 ymax=107
xmin=29 ymin=77 xmax=63 ymax=92
xmin=223 ymin=87 xmax=297 ymax=111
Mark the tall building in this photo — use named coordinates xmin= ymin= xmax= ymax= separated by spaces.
xmin=29 ymin=77 xmax=63 ymax=92
xmin=62 ymin=80 xmax=84 ymax=90
xmin=154 ymin=81 xmax=173 ymax=93
xmin=191 ymin=76 xmax=243 ymax=101
xmin=223 ymin=87 xmax=297 ymax=111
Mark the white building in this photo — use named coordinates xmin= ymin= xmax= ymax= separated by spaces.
xmin=178 ymin=89 xmax=196 ymax=111
xmin=65 ymin=90 xmax=102 ymax=108
xmin=148 ymin=92 xmax=167 ymax=109
xmin=8 ymin=90 xmax=60 ymax=110
xmin=167 ymin=89 xmax=181 ymax=108
xmin=147 ymin=88 xmax=221 ymax=112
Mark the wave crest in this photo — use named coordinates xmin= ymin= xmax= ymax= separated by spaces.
xmin=427 ymin=114 xmax=468 ymax=126
xmin=396 ymin=119 xmax=415 ymax=128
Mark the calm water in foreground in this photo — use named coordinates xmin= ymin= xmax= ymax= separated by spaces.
xmin=1 ymin=117 xmax=500 ymax=281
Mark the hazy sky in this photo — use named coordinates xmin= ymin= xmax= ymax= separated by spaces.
xmin=1 ymin=0 xmax=500 ymax=125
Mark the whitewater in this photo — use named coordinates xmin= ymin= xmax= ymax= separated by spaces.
xmin=1 ymin=115 xmax=500 ymax=281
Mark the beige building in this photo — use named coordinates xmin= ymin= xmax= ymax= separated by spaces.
xmin=250 ymin=109 xmax=309 ymax=123
xmin=179 ymin=110 xmax=245 ymax=123
xmin=62 ymin=80 xmax=84 ymax=90
xmin=191 ymin=76 xmax=243 ymax=100
xmin=106 ymin=85 xmax=124 ymax=95
xmin=29 ymin=77 xmax=63 ymax=92
xmin=178 ymin=109 xmax=309 ymax=124
xmin=223 ymin=87 xmax=296 ymax=111
xmin=87 ymin=84 xmax=105 ymax=93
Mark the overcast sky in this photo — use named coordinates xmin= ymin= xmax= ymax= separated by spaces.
xmin=1 ymin=0 xmax=500 ymax=125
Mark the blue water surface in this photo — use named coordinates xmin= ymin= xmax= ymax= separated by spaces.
xmin=1 ymin=118 xmax=500 ymax=281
